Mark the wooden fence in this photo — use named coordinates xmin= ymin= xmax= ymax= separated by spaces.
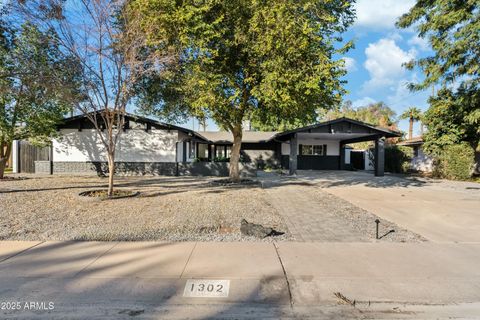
xmin=18 ymin=141 xmax=50 ymax=173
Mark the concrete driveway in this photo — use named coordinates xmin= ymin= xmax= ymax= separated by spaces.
xmin=293 ymin=171 xmax=480 ymax=243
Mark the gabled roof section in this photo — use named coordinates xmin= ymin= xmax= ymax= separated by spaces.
xmin=273 ymin=117 xmax=401 ymax=140
xmin=57 ymin=112 xmax=207 ymax=141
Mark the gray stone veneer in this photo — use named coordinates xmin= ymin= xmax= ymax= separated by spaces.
xmin=49 ymin=161 xmax=256 ymax=177
xmin=34 ymin=161 xmax=51 ymax=174
xmin=52 ymin=161 xmax=176 ymax=176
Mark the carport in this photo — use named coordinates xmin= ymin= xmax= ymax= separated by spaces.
xmin=275 ymin=118 xmax=401 ymax=176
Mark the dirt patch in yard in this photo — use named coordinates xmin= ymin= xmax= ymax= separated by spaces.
xmin=0 ymin=175 xmax=290 ymax=241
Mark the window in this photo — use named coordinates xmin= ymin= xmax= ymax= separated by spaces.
xmin=312 ymin=145 xmax=323 ymax=155
xmin=216 ymin=146 xmax=225 ymax=158
xmin=197 ymin=143 xmax=208 ymax=160
xmin=300 ymin=144 xmax=325 ymax=156
xmin=189 ymin=142 xmax=195 ymax=159
xmin=214 ymin=145 xmax=231 ymax=161
xmin=301 ymin=145 xmax=313 ymax=155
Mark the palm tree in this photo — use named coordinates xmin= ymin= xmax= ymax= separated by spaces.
xmin=400 ymin=107 xmax=423 ymax=140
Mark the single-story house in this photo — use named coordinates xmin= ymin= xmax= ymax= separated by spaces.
xmin=398 ymin=137 xmax=434 ymax=172
xmin=16 ymin=113 xmax=400 ymax=177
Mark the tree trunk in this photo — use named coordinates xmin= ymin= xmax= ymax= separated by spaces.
xmin=0 ymin=142 xmax=11 ymax=179
xmin=408 ymin=118 xmax=414 ymax=140
xmin=420 ymin=122 xmax=424 ymax=136
xmin=473 ymin=151 xmax=480 ymax=176
xmin=0 ymin=158 xmax=6 ymax=179
xmin=229 ymin=126 xmax=243 ymax=182
xmin=107 ymin=152 xmax=115 ymax=197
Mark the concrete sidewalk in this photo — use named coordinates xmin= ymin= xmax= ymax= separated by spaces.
xmin=1 ymin=241 xmax=480 ymax=319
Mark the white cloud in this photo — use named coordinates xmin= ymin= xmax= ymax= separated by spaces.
xmin=408 ymin=35 xmax=430 ymax=51
xmin=342 ymin=57 xmax=357 ymax=72
xmin=386 ymin=74 xmax=428 ymax=109
xmin=352 ymin=97 xmax=376 ymax=108
xmin=355 ymin=0 xmax=415 ymax=29
xmin=363 ymin=38 xmax=416 ymax=92
xmin=387 ymin=32 xmax=403 ymax=41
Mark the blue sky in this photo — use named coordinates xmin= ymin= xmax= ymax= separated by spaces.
xmin=2 ymin=0 xmax=431 ymax=135
xmin=340 ymin=0 xmax=431 ymax=136
xmin=193 ymin=0 xmax=432 ymax=135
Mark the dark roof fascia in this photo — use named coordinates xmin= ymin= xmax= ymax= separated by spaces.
xmin=339 ymin=134 xmax=384 ymax=145
xmin=397 ymin=140 xmax=424 ymax=147
xmin=273 ymin=117 xmax=401 ymax=140
xmin=57 ymin=112 xmax=208 ymax=141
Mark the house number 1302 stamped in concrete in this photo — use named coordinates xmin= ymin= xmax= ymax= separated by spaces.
xmin=183 ymin=279 xmax=230 ymax=298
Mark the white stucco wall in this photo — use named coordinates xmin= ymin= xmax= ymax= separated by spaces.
xmin=411 ymin=148 xmax=434 ymax=172
xmin=281 ymin=139 xmax=340 ymax=156
xmin=53 ymin=128 xmax=178 ymax=162
xmin=344 ymin=148 xmax=351 ymax=164
xmin=281 ymin=143 xmax=290 ymax=155
xmin=176 ymin=142 xmax=183 ymax=162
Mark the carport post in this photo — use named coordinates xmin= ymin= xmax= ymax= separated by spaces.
xmin=374 ymin=136 xmax=385 ymax=177
xmin=289 ymin=133 xmax=298 ymax=175
xmin=339 ymin=142 xmax=345 ymax=170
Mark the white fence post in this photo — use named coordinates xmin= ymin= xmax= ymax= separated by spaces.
xmin=12 ymin=140 xmax=19 ymax=173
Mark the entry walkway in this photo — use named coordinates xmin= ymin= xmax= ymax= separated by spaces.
xmin=265 ymin=184 xmax=372 ymax=242
xmin=1 ymin=241 xmax=480 ymax=318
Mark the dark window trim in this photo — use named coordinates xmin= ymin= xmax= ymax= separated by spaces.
xmin=300 ymin=144 xmax=326 ymax=156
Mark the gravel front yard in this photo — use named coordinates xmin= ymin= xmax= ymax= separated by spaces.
xmin=1 ymin=174 xmax=425 ymax=242
xmin=0 ymin=175 xmax=290 ymax=241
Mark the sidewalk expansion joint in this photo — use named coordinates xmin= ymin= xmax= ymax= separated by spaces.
xmin=0 ymin=241 xmax=45 ymax=263
xmin=273 ymin=242 xmax=293 ymax=308
xmin=180 ymin=241 xmax=197 ymax=279
xmin=73 ymin=242 xmax=119 ymax=277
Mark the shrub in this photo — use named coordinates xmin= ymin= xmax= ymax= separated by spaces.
xmin=437 ymin=143 xmax=475 ymax=180
xmin=384 ymin=145 xmax=412 ymax=173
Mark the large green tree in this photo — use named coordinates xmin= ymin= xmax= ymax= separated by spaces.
xmin=397 ymin=0 xmax=480 ymax=175
xmin=322 ymin=101 xmax=399 ymax=149
xmin=423 ymin=85 xmax=479 ymax=157
xmin=131 ymin=0 xmax=355 ymax=180
xmin=17 ymin=0 xmax=164 ymax=195
xmin=323 ymin=101 xmax=398 ymax=129
xmin=0 ymin=21 xmax=78 ymax=178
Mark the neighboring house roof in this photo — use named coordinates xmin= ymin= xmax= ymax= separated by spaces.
xmin=196 ymin=131 xmax=278 ymax=144
xmin=397 ymin=137 xmax=424 ymax=147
